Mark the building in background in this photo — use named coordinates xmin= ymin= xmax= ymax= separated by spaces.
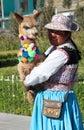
xmin=0 ymin=0 xmax=45 ymax=29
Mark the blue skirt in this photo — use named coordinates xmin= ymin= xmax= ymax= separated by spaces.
xmin=30 ymin=90 xmax=83 ymax=130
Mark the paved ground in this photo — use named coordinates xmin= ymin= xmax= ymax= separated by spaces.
xmin=0 ymin=113 xmax=31 ymax=130
xmin=0 ymin=113 xmax=84 ymax=130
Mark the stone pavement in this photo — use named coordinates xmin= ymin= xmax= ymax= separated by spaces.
xmin=0 ymin=113 xmax=31 ymax=130
xmin=0 ymin=113 xmax=84 ymax=130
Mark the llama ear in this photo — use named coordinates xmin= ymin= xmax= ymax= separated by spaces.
xmin=33 ymin=10 xmax=41 ymax=19
xmin=14 ymin=12 xmax=23 ymax=23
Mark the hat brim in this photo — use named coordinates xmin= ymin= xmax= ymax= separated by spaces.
xmin=45 ymin=22 xmax=79 ymax=32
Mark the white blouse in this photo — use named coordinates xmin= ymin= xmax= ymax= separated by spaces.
xmin=24 ymin=42 xmax=74 ymax=87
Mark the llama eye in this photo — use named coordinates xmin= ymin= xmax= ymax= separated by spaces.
xmin=23 ymin=26 xmax=30 ymax=30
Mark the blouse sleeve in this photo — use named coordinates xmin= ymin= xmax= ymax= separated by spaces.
xmin=24 ymin=49 xmax=69 ymax=87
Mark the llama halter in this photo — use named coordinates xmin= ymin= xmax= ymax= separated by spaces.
xmin=17 ymin=34 xmax=40 ymax=63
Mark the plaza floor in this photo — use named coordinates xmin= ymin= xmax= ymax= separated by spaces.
xmin=0 ymin=113 xmax=84 ymax=130
xmin=0 ymin=113 xmax=31 ymax=130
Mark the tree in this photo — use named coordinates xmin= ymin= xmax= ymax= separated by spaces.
xmin=75 ymin=5 xmax=84 ymax=29
xmin=37 ymin=0 xmax=55 ymax=36
xmin=63 ymin=0 xmax=72 ymax=9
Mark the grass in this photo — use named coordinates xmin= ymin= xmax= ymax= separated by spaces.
xmin=72 ymin=31 xmax=84 ymax=79
xmin=0 ymin=66 xmax=18 ymax=77
xmin=74 ymin=82 xmax=84 ymax=121
xmin=0 ymin=79 xmax=33 ymax=116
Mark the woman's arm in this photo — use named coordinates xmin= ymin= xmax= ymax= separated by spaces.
xmin=23 ymin=49 xmax=69 ymax=87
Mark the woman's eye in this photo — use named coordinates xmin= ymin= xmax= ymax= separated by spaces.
xmin=23 ymin=26 xmax=30 ymax=30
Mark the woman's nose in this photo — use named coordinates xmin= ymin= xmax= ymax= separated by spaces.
xmin=51 ymin=32 xmax=57 ymax=37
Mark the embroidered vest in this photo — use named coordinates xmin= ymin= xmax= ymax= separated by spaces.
xmin=45 ymin=44 xmax=81 ymax=91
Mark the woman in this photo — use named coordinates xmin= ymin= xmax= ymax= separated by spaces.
xmin=23 ymin=14 xmax=83 ymax=130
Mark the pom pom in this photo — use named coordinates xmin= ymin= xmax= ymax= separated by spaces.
xmin=36 ymin=47 xmax=40 ymax=54
xmin=34 ymin=54 xmax=39 ymax=61
xmin=29 ymin=43 xmax=35 ymax=48
xmin=17 ymin=50 xmax=22 ymax=56
xmin=28 ymin=50 xmax=36 ymax=57
xmin=23 ymin=44 xmax=29 ymax=48
xmin=32 ymin=46 xmax=36 ymax=50
xmin=20 ymin=36 xmax=24 ymax=40
xmin=21 ymin=48 xmax=27 ymax=52
xmin=27 ymin=46 xmax=32 ymax=52
xmin=22 ymin=51 xmax=28 ymax=58
xmin=28 ymin=57 xmax=34 ymax=62
xmin=22 ymin=57 xmax=28 ymax=63
xmin=17 ymin=56 xmax=22 ymax=62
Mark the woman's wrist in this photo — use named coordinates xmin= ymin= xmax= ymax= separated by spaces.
xmin=22 ymin=81 xmax=30 ymax=91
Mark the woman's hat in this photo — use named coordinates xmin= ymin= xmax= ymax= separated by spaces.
xmin=45 ymin=14 xmax=79 ymax=32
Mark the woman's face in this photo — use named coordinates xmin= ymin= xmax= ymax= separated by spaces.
xmin=48 ymin=30 xmax=70 ymax=47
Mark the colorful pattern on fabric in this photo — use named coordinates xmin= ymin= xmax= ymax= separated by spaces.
xmin=45 ymin=14 xmax=79 ymax=32
xmin=44 ymin=65 xmax=78 ymax=91
xmin=17 ymin=42 xmax=40 ymax=63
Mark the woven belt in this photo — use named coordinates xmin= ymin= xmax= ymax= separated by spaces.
xmin=45 ymin=83 xmax=74 ymax=91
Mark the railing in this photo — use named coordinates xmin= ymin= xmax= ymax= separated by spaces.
xmin=0 ymin=75 xmax=84 ymax=120
xmin=0 ymin=17 xmax=10 ymax=29
xmin=0 ymin=75 xmax=33 ymax=116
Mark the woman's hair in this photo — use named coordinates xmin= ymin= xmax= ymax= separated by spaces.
xmin=70 ymin=39 xmax=81 ymax=60
xmin=64 ymin=31 xmax=81 ymax=61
